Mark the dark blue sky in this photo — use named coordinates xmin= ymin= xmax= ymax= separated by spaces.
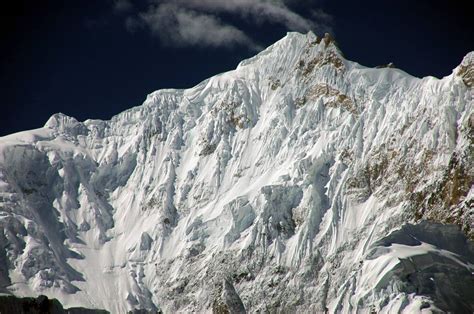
xmin=1 ymin=0 xmax=472 ymax=136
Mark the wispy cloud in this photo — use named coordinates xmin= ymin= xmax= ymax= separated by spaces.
xmin=116 ymin=0 xmax=332 ymax=50
xmin=140 ymin=3 xmax=261 ymax=50
xmin=112 ymin=0 xmax=133 ymax=13
xmin=179 ymin=0 xmax=315 ymax=31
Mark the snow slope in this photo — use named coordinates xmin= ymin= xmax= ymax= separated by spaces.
xmin=0 ymin=32 xmax=473 ymax=313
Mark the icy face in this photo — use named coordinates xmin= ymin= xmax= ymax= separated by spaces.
xmin=0 ymin=32 xmax=473 ymax=313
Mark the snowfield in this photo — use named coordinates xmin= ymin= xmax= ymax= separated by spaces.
xmin=0 ymin=32 xmax=473 ymax=313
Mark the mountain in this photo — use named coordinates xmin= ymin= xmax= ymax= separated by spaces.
xmin=0 ymin=32 xmax=473 ymax=313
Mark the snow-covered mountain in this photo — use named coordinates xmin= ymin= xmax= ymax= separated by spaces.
xmin=0 ymin=32 xmax=473 ymax=313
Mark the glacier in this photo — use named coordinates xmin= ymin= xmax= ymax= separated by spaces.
xmin=0 ymin=32 xmax=473 ymax=313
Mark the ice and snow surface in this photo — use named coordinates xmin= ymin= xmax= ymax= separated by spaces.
xmin=0 ymin=32 xmax=473 ymax=313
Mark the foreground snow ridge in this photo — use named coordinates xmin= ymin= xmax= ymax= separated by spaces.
xmin=0 ymin=32 xmax=473 ymax=313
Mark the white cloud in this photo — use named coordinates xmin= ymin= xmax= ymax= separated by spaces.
xmin=113 ymin=0 xmax=133 ymax=13
xmin=180 ymin=0 xmax=315 ymax=31
xmin=117 ymin=0 xmax=332 ymax=50
xmin=141 ymin=3 xmax=261 ymax=50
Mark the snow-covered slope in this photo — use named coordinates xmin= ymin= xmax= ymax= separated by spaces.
xmin=0 ymin=32 xmax=473 ymax=313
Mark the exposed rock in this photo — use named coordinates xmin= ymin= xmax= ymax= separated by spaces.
xmin=0 ymin=294 xmax=109 ymax=314
xmin=139 ymin=232 xmax=153 ymax=251
xmin=212 ymin=279 xmax=246 ymax=314
xmin=457 ymin=52 xmax=474 ymax=87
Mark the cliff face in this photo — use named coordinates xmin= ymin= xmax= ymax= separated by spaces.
xmin=0 ymin=32 xmax=472 ymax=313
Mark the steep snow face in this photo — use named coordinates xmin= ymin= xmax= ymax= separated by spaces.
xmin=0 ymin=32 xmax=473 ymax=313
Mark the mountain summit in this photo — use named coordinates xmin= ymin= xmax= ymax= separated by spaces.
xmin=0 ymin=32 xmax=473 ymax=313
